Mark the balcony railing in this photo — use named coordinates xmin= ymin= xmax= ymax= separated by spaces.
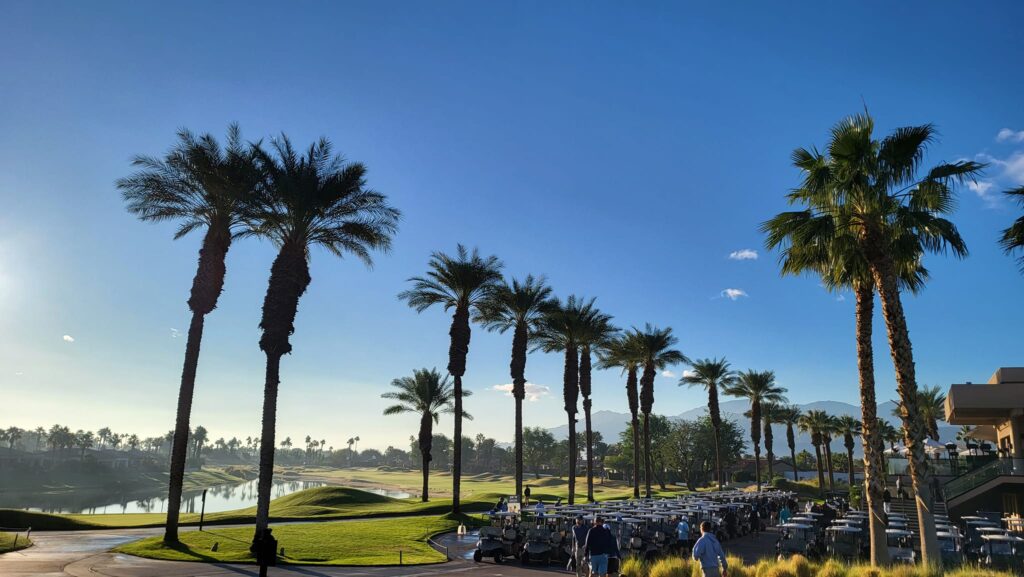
xmin=942 ymin=458 xmax=1024 ymax=503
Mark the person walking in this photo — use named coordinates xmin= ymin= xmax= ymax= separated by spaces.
xmin=675 ymin=515 xmax=691 ymax=552
xmin=570 ymin=515 xmax=591 ymax=577
xmin=523 ymin=485 xmax=531 ymax=506
xmin=692 ymin=521 xmax=728 ymax=577
xmin=882 ymin=486 xmax=892 ymax=514
xmin=584 ymin=516 xmax=618 ymax=577
xmin=779 ymin=503 xmax=791 ymax=524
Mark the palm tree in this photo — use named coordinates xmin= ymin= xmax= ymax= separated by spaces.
xmin=766 ymin=113 xmax=983 ymax=564
xmin=399 ymin=245 xmax=502 ymax=513
xmin=892 ymin=386 xmax=946 ymax=441
xmin=776 ymin=405 xmax=802 ymax=481
xmin=381 ymin=368 xmax=461 ymax=502
xmin=635 ymin=325 xmax=687 ymax=497
xmin=680 ymin=358 xmax=736 ymax=490
xmin=477 ymin=275 xmax=553 ymax=502
xmin=999 ymin=185 xmax=1024 ymax=271
xmin=761 ymin=402 xmax=782 ymax=483
xmin=836 ymin=415 xmax=862 ymax=499
xmin=724 ymin=370 xmax=786 ymax=492
xmin=821 ymin=414 xmax=838 ymax=492
xmin=799 ymin=410 xmax=830 ymax=492
xmin=247 ymin=135 xmax=399 ymax=541
xmin=533 ymin=295 xmax=597 ymax=504
xmin=598 ymin=331 xmax=645 ymax=498
xmin=576 ymin=305 xmax=616 ymax=501
xmin=118 ymin=125 xmax=259 ymax=543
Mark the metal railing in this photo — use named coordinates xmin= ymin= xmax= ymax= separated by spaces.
xmin=943 ymin=458 xmax=1024 ymax=503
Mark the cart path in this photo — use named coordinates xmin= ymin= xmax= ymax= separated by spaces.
xmin=0 ymin=525 xmax=778 ymax=576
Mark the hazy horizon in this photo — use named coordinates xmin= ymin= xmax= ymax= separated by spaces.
xmin=3 ymin=1 xmax=1023 ymax=452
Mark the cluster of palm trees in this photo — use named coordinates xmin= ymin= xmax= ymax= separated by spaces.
xmin=119 ymin=126 xmax=400 ymax=545
xmin=761 ymin=112 xmax=996 ymax=567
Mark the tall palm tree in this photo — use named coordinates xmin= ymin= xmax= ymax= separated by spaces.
xmin=598 ymin=331 xmax=645 ymax=498
xmin=799 ymin=410 xmax=830 ymax=492
xmin=724 ymin=370 xmax=786 ymax=492
xmin=767 ymin=113 xmax=983 ymax=564
xmin=381 ymin=368 xmax=461 ymax=502
xmin=399 ymin=245 xmax=502 ymax=513
xmin=534 ymin=295 xmax=597 ymax=504
xmin=821 ymin=414 xmax=838 ymax=492
xmin=118 ymin=125 xmax=260 ymax=544
xmin=576 ymin=306 xmax=616 ymax=502
xmin=680 ymin=358 xmax=736 ymax=490
xmin=635 ymin=325 xmax=687 ymax=497
xmin=776 ymin=405 xmax=802 ymax=481
xmin=836 ymin=415 xmax=862 ymax=499
xmin=247 ymin=135 xmax=399 ymax=541
xmin=761 ymin=402 xmax=782 ymax=483
xmin=477 ymin=275 xmax=553 ymax=502
xmin=892 ymin=386 xmax=946 ymax=442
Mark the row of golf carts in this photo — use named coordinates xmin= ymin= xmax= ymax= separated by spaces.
xmin=776 ymin=508 xmax=1024 ymax=570
xmin=473 ymin=490 xmax=792 ymax=565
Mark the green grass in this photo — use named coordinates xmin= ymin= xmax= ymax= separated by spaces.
xmin=115 ymin=515 xmax=459 ymax=566
xmin=0 ymin=532 xmax=32 ymax=554
xmin=622 ymin=554 xmax=1021 ymax=577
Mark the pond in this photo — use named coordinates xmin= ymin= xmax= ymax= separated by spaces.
xmin=1 ymin=479 xmax=324 ymax=515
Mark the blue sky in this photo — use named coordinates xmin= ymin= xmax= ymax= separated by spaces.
xmin=2 ymin=1 xmax=1023 ymax=451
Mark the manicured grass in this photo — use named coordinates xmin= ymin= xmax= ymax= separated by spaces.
xmin=624 ymin=554 xmax=1021 ymax=577
xmin=115 ymin=515 xmax=459 ymax=566
xmin=0 ymin=531 xmax=32 ymax=554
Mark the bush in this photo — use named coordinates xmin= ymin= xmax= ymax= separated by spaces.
xmin=731 ymin=470 xmax=756 ymax=482
xmin=647 ymin=557 xmax=689 ymax=577
xmin=817 ymin=559 xmax=847 ymax=577
xmin=619 ymin=555 xmax=647 ymax=577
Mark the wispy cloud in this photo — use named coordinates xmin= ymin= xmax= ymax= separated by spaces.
xmin=14 ymin=371 xmax=24 ymax=376
xmin=997 ymin=128 xmax=1024 ymax=143
xmin=682 ymin=369 xmax=697 ymax=379
xmin=170 ymin=328 xmax=181 ymax=338
xmin=62 ymin=334 xmax=75 ymax=343
xmin=720 ymin=288 xmax=748 ymax=300
xmin=835 ymin=294 xmax=846 ymax=302
xmin=661 ymin=370 xmax=676 ymax=378
xmin=492 ymin=383 xmax=550 ymax=402
xmin=967 ymin=180 xmax=998 ymax=207
xmin=728 ymin=249 xmax=758 ymax=261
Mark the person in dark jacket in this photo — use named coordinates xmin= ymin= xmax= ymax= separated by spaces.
xmin=584 ymin=516 xmax=618 ymax=577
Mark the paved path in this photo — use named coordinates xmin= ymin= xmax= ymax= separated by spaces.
xmin=0 ymin=525 xmax=778 ymax=576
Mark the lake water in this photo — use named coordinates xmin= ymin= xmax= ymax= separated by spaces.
xmin=2 ymin=479 xmax=324 ymax=515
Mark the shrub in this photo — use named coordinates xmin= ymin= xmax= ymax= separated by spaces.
xmin=618 ymin=555 xmax=646 ymax=577
xmin=817 ymin=559 xmax=847 ymax=577
xmin=732 ymin=470 xmax=756 ymax=482
xmin=786 ymin=554 xmax=812 ymax=577
xmin=647 ymin=557 xmax=689 ymax=577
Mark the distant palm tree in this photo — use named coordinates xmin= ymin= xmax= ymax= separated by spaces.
xmin=575 ymin=304 xmax=616 ymax=501
xmin=766 ymin=113 xmax=983 ymax=564
xmin=725 ymin=370 xmax=786 ymax=491
xmin=118 ymin=125 xmax=260 ymax=544
xmin=878 ymin=419 xmax=902 ymax=450
xmin=836 ymin=415 xmax=862 ymax=499
xmin=534 ymin=295 xmax=597 ymax=504
xmin=248 ymin=135 xmax=399 ymax=542
xmin=477 ymin=275 xmax=553 ymax=502
xmin=891 ymin=386 xmax=946 ymax=442
xmin=821 ymin=414 xmax=838 ymax=492
xmin=955 ymin=425 xmax=974 ymax=442
xmin=799 ymin=410 xmax=830 ymax=492
xmin=776 ymin=405 xmax=802 ymax=481
xmin=999 ymin=185 xmax=1024 ymax=271
xmin=635 ymin=325 xmax=687 ymax=497
xmin=399 ymin=245 xmax=502 ymax=513
xmin=382 ymin=368 xmax=461 ymax=502
xmin=598 ymin=331 xmax=645 ymax=497
xmin=680 ymin=358 xmax=736 ymax=490
xmin=761 ymin=402 xmax=782 ymax=483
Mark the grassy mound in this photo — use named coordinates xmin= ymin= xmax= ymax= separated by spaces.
xmin=618 ymin=554 xmax=1020 ymax=577
xmin=115 ymin=515 xmax=456 ymax=566
xmin=0 ymin=532 xmax=32 ymax=554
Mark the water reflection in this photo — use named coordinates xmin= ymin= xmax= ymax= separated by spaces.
xmin=0 ymin=479 xmax=324 ymax=515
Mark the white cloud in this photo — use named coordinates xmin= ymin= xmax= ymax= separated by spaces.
xmin=835 ymin=294 xmax=846 ymax=302
xmin=682 ymin=369 xmax=697 ymax=379
xmin=967 ymin=180 xmax=998 ymax=207
xmin=62 ymin=334 xmax=75 ymax=343
xmin=728 ymin=249 xmax=758 ymax=261
xmin=492 ymin=383 xmax=550 ymax=402
xmin=721 ymin=288 xmax=748 ymax=300
xmin=170 ymin=328 xmax=181 ymax=338
xmin=14 ymin=371 xmax=24 ymax=376
xmin=997 ymin=128 xmax=1024 ymax=143
xmin=661 ymin=370 xmax=676 ymax=378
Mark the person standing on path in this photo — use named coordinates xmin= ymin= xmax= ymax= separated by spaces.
xmin=571 ymin=516 xmax=591 ymax=577
xmin=692 ymin=521 xmax=728 ymax=577
xmin=524 ymin=485 xmax=531 ymax=506
xmin=584 ymin=516 xmax=618 ymax=577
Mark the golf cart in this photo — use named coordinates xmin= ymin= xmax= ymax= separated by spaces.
xmin=520 ymin=516 xmax=565 ymax=566
xmin=981 ymin=534 xmax=1024 ymax=570
xmin=936 ymin=530 xmax=963 ymax=567
xmin=825 ymin=525 xmax=862 ymax=560
xmin=473 ymin=512 xmax=520 ymax=563
xmin=777 ymin=523 xmax=816 ymax=559
xmin=886 ymin=529 xmax=915 ymax=564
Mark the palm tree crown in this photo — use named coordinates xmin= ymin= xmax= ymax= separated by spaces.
xmin=381 ymin=368 xmax=462 ymax=421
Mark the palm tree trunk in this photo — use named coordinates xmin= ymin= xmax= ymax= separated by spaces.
xmin=764 ymin=420 xmax=774 ymax=483
xmin=709 ymin=387 xmax=723 ymax=490
xmin=584 ymin=398 xmax=594 ymax=502
xmin=751 ymin=406 xmax=762 ymax=491
xmin=869 ymin=248 xmax=940 ymax=565
xmin=847 ymin=446 xmax=855 ymax=496
xmin=254 ymin=353 xmax=281 ymax=538
xmin=789 ymin=444 xmax=798 ymax=481
xmin=854 ymin=282 xmax=890 ymax=565
xmin=419 ymin=413 xmax=432 ymax=503
xmin=562 ymin=344 xmax=579 ymax=505
xmin=163 ymin=311 xmax=204 ymax=543
xmin=713 ymin=424 xmax=723 ymax=490
xmin=447 ymin=305 xmax=472 ymax=515
xmin=814 ymin=443 xmax=825 ymax=490
xmin=511 ymin=322 xmax=527 ymax=503
xmin=825 ymin=439 xmax=836 ymax=491
xmin=630 ymin=414 xmax=641 ymax=498
xmin=643 ymin=412 xmax=652 ymax=498
xmin=514 ymin=394 xmax=523 ymax=501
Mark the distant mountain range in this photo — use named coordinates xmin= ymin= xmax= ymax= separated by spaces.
xmin=545 ymin=399 xmax=958 ymax=457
